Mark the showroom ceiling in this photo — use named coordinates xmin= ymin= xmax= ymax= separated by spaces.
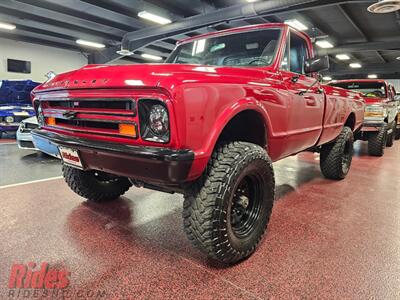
xmin=0 ymin=0 xmax=400 ymax=79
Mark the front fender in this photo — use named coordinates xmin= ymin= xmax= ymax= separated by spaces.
xmin=201 ymin=98 xmax=272 ymax=158
xmin=185 ymin=98 xmax=272 ymax=181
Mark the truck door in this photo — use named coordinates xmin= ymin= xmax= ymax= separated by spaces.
xmin=280 ymin=30 xmax=325 ymax=154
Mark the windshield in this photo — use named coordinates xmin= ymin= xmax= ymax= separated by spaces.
xmin=166 ymin=28 xmax=281 ymax=67
xmin=330 ymin=81 xmax=387 ymax=98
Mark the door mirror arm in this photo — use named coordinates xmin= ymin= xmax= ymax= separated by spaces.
xmin=291 ymin=75 xmax=300 ymax=83
xmin=297 ymin=77 xmax=321 ymax=96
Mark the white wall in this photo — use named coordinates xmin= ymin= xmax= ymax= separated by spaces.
xmin=0 ymin=38 xmax=87 ymax=83
xmin=387 ymin=80 xmax=400 ymax=92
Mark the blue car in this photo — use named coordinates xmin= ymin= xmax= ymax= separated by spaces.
xmin=0 ymin=80 xmax=40 ymax=138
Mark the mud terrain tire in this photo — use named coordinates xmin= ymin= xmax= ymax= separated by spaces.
xmin=63 ymin=165 xmax=131 ymax=202
xmin=320 ymin=126 xmax=354 ymax=180
xmin=386 ymin=122 xmax=395 ymax=147
xmin=183 ymin=142 xmax=275 ymax=265
xmin=368 ymin=124 xmax=388 ymax=157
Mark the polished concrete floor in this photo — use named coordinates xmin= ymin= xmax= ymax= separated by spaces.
xmin=0 ymin=139 xmax=399 ymax=299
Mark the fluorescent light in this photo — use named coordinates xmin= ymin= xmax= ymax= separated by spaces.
xmin=0 ymin=22 xmax=16 ymax=30
xmin=138 ymin=11 xmax=171 ymax=25
xmin=76 ymin=39 xmax=105 ymax=48
xmin=322 ymin=76 xmax=332 ymax=81
xmin=336 ymin=54 xmax=350 ymax=60
xmin=246 ymin=0 xmax=259 ymax=2
xmin=368 ymin=74 xmax=378 ymax=79
xmin=349 ymin=63 xmax=362 ymax=68
xmin=141 ymin=53 xmax=163 ymax=61
xmin=397 ymin=56 xmax=400 ymax=60
xmin=284 ymin=19 xmax=308 ymax=31
xmin=316 ymin=40 xmax=334 ymax=48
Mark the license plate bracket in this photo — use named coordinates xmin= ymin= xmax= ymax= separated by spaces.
xmin=59 ymin=146 xmax=84 ymax=169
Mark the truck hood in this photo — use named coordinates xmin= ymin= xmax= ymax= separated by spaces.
xmin=33 ymin=64 xmax=271 ymax=93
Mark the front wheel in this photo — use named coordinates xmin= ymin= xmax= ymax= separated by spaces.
xmin=62 ymin=165 xmax=132 ymax=202
xmin=320 ymin=126 xmax=354 ymax=180
xmin=183 ymin=142 xmax=275 ymax=265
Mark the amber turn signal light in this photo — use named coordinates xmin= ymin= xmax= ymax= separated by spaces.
xmin=119 ymin=123 xmax=137 ymax=137
xmin=46 ymin=117 xmax=56 ymax=126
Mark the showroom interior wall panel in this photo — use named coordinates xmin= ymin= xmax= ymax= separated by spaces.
xmin=0 ymin=38 xmax=87 ymax=82
xmin=387 ymin=80 xmax=400 ymax=91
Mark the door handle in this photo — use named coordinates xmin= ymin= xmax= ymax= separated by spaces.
xmin=304 ymin=96 xmax=317 ymax=106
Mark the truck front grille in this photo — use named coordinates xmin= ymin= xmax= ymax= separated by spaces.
xmin=41 ymin=97 xmax=138 ymax=138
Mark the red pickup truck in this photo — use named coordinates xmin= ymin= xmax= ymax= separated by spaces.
xmin=31 ymin=23 xmax=364 ymax=264
xmin=329 ymin=80 xmax=398 ymax=156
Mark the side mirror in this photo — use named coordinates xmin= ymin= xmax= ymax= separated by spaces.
xmin=304 ymin=56 xmax=330 ymax=74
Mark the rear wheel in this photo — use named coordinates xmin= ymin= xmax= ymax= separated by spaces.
xmin=320 ymin=126 xmax=354 ymax=180
xmin=183 ymin=142 xmax=275 ymax=264
xmin=386 ymin=122 xmax=395 ymax=147
xmin=368 ymin=124 xmax=387 ymax=156
xmin=395 ymin=125 xmax=400 ymax=140
xmin=62 ymin=165 xmax=132 ymax=202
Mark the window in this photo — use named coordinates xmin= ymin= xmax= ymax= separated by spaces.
xmin=289 ymin=32 xmax=309 ymax=74
xmin=166 ymin=28 xmax=281 ymax=67
xmin=330 ymin=81 xmax=387 ymax=98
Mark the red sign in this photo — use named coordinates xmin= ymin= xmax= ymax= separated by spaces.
xmin=9 ymin=262 xmax=70 ymax=289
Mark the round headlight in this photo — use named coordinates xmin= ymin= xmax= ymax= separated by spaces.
xmin=149 ymin=104 xmax=169 ymax=135
xmin=5 ymin=116 xmax=14 ymax=123
xmin=37 ymin=104 xmax=44 ymax=127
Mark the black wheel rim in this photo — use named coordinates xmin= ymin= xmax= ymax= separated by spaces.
xmin=341 ymin=139 xmax=352 ymax=174
xmin=230 ymin=174 xmax=264 ymax=239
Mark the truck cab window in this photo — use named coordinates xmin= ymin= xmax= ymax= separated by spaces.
xmin=289 ymin=32 xmax=309 ymax=74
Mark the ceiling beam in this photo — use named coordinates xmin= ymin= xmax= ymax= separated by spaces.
xmin=120 ymin=0 xmax=323 ymax=53
xmin=0 ymin=1 xmax=123 ymax=41
xmin=325 ymin=41 xmax=400 ymax=54
xmin=0 ymin=31 xmax=83 ymax=52
xmin=14 ymin=0 xmax=144 ymax=31
xmin=337 ymin=4 xmax=367 ymax=40
xmin=0 ymin=12 xmax=121 ymax=44
xmin=331 ymin=63 xmax=400 ymax=75
xmin=337 ymin=4 xmax=387 ymax=63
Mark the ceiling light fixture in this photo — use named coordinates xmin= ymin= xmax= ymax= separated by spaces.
xmin=138 ymin=11 xmax=172 ymax=25
xmin=315 ymin=40 xmax=334 ymax=48
xmin=397 ymin=56 xmax=400 ymax=60
xmin=336 ymin=54 xmax=350 ymax=60
xmin=368 ymin=74 xmax=378 ymax=79
xmin=349 ymin=63 xmax=362 ymax=68
xmin=76 ymin=39 xmax=105 ymax=48
xmin=322 ymin=76 xmax=332 ymax=81
xmin=284 ymin=19 xmax=308 ymax=31
xmin=116 ymin=49 xmax=134 ymax=56
xmin=246 ymin=0 xmax=259 ymax=2
xmin=141 ymin=53 xmax=163 ymax=61
xmin=0 ymin=22 xmax=16 ymax=30
xmin=368 ymin=0 xmax=400 ymax=14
